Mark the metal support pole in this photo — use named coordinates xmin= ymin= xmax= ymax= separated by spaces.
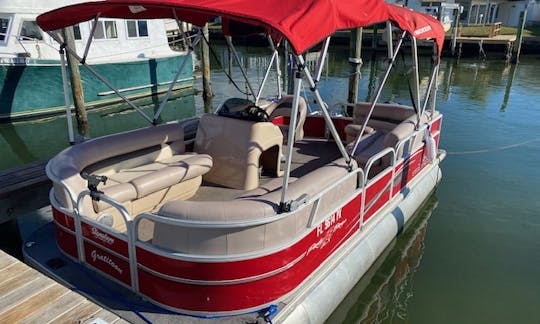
xmin=255 ymin=51 xmax=277 ymax=104
xmin=269 ymin=36 xmax=283 ymax=99
xmin=386 ymin=22 xmax=394 ymax=59
xmin=314 ymin=37 xmax=331 ymax=83
xmin=297 ymin=55 xmax=352 ymax=166
xmin=279 ymin=70 xmax=302 ymax=212
xmin=153 ymin=33 xmax=200 ymax=122
xmin=351 ymin=31 xmax=407 ymax=157
xmin=82 ymin=15 xmax=99 ymax=63
xmin=348 ymin=27 xmax=363 ymax=108
xmin=421 ymin=63 xmax=439 ymax=115
xmin=48 ymin=31 xmax=154 ymax=124
xmin=411 ymin=37 xmax=421 ymax=124
xmin=225 ymin=36 xmax=257 ymax=101
xmin=59 ymin=47 xmax=75 ymax=144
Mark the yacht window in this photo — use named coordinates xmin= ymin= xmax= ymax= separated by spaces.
xmin=94 ymin=20 xmax=118 ymax=39
xmin=0 ymin=17 xmax=10 ymax=42
xmin=127 ymin=20 xmax=148 ymax=38
xmin=20 ymin=21 xmax=43 ymax=41
xmin=73 ymin=24 xmax=82 ymax=40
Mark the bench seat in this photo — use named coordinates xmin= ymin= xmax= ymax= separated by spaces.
xmin=92 ymin=153 xmax=213 ymax=212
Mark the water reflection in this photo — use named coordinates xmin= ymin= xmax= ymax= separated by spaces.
xmin=0 ymin=89 xmax=196 ymax=170
xmin=326 ymin=196 xmax=439 ymax=324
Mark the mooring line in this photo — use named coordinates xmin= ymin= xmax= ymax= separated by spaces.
xmin=447 ymin=138 xmax=540 ymax=155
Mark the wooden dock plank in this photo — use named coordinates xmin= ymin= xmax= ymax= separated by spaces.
xmin=0 ymin=249 xmax=18 ymax=270
xmin=0 ymin=276 xmax=52 ymax=312
xmin=0 ymin=262 xmax=31 ymax=285
xmin=51 ymin=300 xmax=102 ymax=323
xmin=0 ymin=268 xmax=38 ymax=298
xmin=0 ymin=282 xmax=67 ymax=323
xmin=82 ymin=308 xmax=130 ymax=324
xmin=0 ymin=251 xmax=124 ymax=324
xmin=20 ymin=291 xmax=86 ymax=324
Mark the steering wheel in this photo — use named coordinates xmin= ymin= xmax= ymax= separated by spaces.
xmin=243 ymin=105 xmax=270 ymax=122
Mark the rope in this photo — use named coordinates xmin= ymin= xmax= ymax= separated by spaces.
xmin=446 ymin=138 xmax=540 ymax=155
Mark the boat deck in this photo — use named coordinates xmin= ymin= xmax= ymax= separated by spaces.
xmin=0 ymin=249 xmax=127 ymax=323
xmin=190 ymin=138 xmax=342 ymax=201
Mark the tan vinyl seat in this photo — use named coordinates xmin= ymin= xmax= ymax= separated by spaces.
xmin=194 ymin=114 xmax=283 ymax=191
xmin=263 ymin=95 xmax=308 ymax=143
xmin=344 ymin=102 xmax=415 ymax=143
xmin=48 ymin=122 xmax=213 ymax=231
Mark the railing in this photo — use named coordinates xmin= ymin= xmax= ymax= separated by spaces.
xmin=489 ymin=22 xmax=502 ymax=38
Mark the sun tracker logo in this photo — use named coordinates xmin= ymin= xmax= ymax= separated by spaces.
xmin=414 ymin=25 xmax=432 ymax=36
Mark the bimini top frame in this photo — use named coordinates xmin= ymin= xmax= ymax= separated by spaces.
xmin=37 ymin=0 xmax=445 ymax=212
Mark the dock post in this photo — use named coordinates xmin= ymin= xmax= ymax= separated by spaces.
xmin=201 ymin=24 xmax=213 ymax=113
xmin=347 ymin=28 xmax=363 ymax=116
xmin=512 ymin=10 xmax=527 ymax=64
xmin=372 ymin=25 xmax=379 ymax=50
xmin=451 ymin=10 xmax=460 ymax=56
xmin=63 ymin=27 xmax=89 ymax=139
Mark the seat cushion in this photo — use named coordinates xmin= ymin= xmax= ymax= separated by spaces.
xmin=93 ymin=182 xmax=138 ymax=212
xmin=130 ymin=154 xmax=213 ymax=198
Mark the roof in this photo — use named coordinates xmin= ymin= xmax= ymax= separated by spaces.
xmin=36 ymin=0 xmax=444 ymax=55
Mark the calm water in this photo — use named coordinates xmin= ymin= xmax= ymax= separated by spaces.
xmin=1 ymin=45 xmax=540 ymax=323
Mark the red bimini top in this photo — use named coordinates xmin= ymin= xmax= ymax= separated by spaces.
xmin=37 ymin=0 xmax=444 ymax=56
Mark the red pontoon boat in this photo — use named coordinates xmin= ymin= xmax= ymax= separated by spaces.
xmin=26 ymin=0 xmax=446 ymax=322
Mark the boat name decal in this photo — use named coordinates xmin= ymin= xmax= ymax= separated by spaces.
xmin=309 ymin=219 xmax=347 ymax=255
xmin=0 ymin=57 xmax=28 ymax=65
xmin=91 ymin=227 xmax=115 ymax=245
xmin=414 ymin=25 xmax=432 ymax=36
xmin=90 ymin=250 xmax=123 ymax=275
xmin=316 ymin=210 xmax=343 ymax=237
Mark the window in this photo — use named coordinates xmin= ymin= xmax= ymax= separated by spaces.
xmin=126 ymin=20 xmax=148 ymax=38
xmin=0 ymin=17 xmax=10 ymax=42
xmin=20 ymin=20 xmax=43 ymax=40
xmin=73 ymin=24 xmax=82 ymax=40
xmin=94 ymin=20 xmax=118 ymax=39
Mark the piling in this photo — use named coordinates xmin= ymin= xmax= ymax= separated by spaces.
xmin=451 ymin=10 xmax=460 ymax=56
xmin=512 ymin=10 xmax=527 ymax=64
xmin=63 ymin=27 xmax=89 ymax=138
xmin=201 ymin=24 xmax=213 ymax=113
xmin=348 ymin=28 xmax=363 ymax=115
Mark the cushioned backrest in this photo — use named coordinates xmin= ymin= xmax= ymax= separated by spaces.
xmin=193 ymin=114 xmax=283 ymax=190
xmin=353 ymin=103 xmax=415 ymax=124
xmin=47 ymin=122 xmax=185 ymax=210
xmin=265 ymin=95 xmax=308 ymax=141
